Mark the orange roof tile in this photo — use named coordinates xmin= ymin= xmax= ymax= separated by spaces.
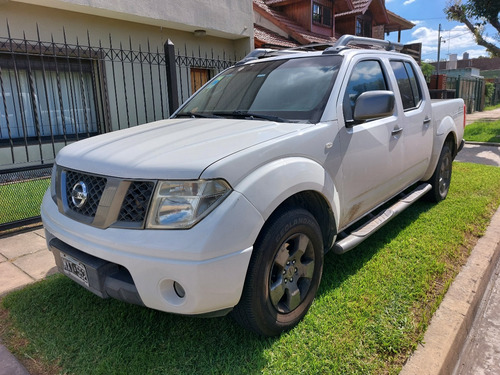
xmin=254 ymin=24 xmax=300 ymax=48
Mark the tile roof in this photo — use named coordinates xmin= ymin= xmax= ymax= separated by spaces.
xmin=335 ymin=0 xmax=388 ymax=25
xmin=253 ymin=0 xmax=337 ymax=45
xmin=264 ymin=0 xmax=302 ymax=6
xmin=254 ymin=24 xmax=300 ymax=48
xmin=335 ymin=0 xmax=371 ymax=17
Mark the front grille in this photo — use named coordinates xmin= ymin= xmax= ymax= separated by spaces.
xmin=118 ymin=181 xmax=155 ymax=223
xmin=60 ymin=168 xmax=155 ymax=228
xmin=65 ymin=171 xmax=107 ymax=217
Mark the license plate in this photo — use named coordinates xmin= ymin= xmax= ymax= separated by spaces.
xmin=61 ymin=252 xmax=89 ymax=287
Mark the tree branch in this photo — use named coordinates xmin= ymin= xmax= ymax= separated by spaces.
xmin=446 ymin=2 xmax=500 ymax=57
xmin=462 ymin=16 xmax=500 ymax=56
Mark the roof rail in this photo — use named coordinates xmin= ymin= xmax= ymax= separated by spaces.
xmin=235 ymin=48 xmax=308 ymax=65
xmin=323 ymin=35 xmax=403 ymax=54
xmin=235 ymin=48 xmax=276 ymax=65
xmin=237 ymin=44 xmax=335 ymax=66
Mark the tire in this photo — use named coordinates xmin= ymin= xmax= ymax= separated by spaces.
xmin=231 ymin=208 xmax=323 ymax=336
xmin=427 ymin=142 xmax=453 ymax=202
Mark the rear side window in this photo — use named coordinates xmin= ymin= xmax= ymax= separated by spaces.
xmin=390 ymin=61 xmax=422 ymax=110
xmin=343 ymin=60 xmax=387 ymax=123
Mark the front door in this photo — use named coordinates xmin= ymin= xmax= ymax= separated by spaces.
xmin=336 ymin=57 xmax=404 ymax=230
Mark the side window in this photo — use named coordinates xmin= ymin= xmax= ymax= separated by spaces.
xmin=343 ymin=60 xmax=387 ymax=122
xmin=390 ymin=61 xmax=422 ymax=110
xmin=405 ymin=62 xmax=422 ymax=106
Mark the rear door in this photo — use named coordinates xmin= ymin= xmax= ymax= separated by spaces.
xmin=388 ymin=59 xmax=433 ymax=184
xmin=336 ymin=56 xmax=405 ymax=230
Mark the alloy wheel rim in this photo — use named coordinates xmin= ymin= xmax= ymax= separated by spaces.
xmin=269 ymin=233 xmax=315 ymax=313
xmin=438 ymin=152 xmax=452 ymax=197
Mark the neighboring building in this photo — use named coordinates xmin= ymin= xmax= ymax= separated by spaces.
xmin=431 ymin=53 xmax=500 ymax=110
xmin=0 ymin=0 xmax=253 ymax=168
xmin=253 ymin=0 xmax=414 ymax=48
xmin=433 ymin=54 xmax=500 ymax=81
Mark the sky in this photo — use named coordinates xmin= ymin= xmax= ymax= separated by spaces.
xmin=384 ymin=0 xmax=498 ymax=62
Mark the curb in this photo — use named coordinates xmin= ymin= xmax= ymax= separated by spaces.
xmin=465 ymin=141 xmax=500 ymax=147
xmin=400 ymin=206 xmax=500 ymax=375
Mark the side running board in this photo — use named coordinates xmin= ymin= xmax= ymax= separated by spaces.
xmin=332 ymin=183 xmax=432 ymax=255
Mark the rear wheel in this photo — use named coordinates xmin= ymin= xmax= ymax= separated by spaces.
xmin=231 ymin=208 xmax=323 ymax=336
xmin=427 ymin=142 xmax=453 ymax=202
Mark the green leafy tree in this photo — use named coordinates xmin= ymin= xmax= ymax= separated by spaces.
xmin=445 ymin=0 xmax=500 ymax=57
xmin=485 ymin=81 xmax=495 ymax=105
xmin=420 ymin=62 xmax=435 ymax=82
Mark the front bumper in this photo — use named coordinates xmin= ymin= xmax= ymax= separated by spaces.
xmin=41 ymin=189 xmax=264 ymax=315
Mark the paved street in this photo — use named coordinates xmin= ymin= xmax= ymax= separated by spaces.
xmin=455 ymin=143 xmax=500 ymax=167
xmin=454 ymin=255 xmax=500 ymax=375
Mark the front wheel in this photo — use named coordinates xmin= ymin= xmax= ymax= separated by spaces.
xmin=427 ymin=142 xmax=453 ymax=202
xmin=231 ymin=208 xmax=324 ymax=336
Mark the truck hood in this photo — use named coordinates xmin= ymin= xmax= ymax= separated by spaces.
xmin=57 ymin=118 xmax=310 ymax=179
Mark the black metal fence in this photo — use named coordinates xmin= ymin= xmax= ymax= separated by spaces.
xmin=446 ymin=75 xmax=485 ymax=113
xmin=0 ymin=25 xmax=239 ymax=232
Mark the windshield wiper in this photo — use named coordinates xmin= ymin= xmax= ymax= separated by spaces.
xmin=214 ymin=111 xmax=287 ymax=123
xmin=175 ymin=112 xmax=223 ymax=119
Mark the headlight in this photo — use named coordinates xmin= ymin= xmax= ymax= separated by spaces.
xmin=146 ymin=179 xmax=232 ymax=229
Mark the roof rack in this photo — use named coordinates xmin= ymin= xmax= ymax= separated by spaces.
xmin=236 ymin=35 xmax=404 ymax=65
xmin=323 ymin=34 xmax=403 ymax=54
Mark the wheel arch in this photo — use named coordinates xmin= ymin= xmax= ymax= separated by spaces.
xmin=233 ymin=157 xmax=339 ymax=253
xmin=422 ymin=130 xmax=458 ymax=181
xmin=259 ymin=190 xmax=337 ymax=254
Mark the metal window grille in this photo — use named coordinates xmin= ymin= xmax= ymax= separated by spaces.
xmin=0 ymin=23 xmax=240 ymax=232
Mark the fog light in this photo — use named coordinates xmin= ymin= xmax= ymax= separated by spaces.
xmin=173 ymin=281 xmax=186 ymax=298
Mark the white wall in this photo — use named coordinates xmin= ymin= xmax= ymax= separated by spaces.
xmin=7 ymin=0 xmax=253 ymax=43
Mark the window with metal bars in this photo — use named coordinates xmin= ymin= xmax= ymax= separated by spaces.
xmin=0 ymin=54 xmax=99 ymax=143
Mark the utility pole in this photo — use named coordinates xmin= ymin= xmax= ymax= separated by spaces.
xmin=436 ymin=24 xmax=442 ymax=89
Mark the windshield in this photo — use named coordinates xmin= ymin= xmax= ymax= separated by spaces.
xmin=175 ymin=55 xmax=343 ymax=124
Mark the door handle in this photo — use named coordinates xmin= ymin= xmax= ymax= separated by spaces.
xmin=423 ymin=117 xmax=431 ymax=127
xmin=392 ymin=127 xmax=403 ymax=136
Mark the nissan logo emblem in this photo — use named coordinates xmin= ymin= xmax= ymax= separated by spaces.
xmin=71 ymin=181 xmax=88 ymax=208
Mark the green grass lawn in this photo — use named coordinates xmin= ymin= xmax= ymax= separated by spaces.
xmin=0 ymin=178 xmax=51 ymax=225
xmin=464 ymin=119 xmax=500 ymax=143
xmin=484 ymin=103 xmax=500 ymax=111
xmin=1 ymin=162 xmax=500 ymax=375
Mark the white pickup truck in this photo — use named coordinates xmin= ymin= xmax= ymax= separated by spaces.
xmin=41 ymin=35 xmax=465 ymax=336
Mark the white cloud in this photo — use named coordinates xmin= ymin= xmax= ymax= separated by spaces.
xmin=410 ymin=20 xmax=424 ymax=27
xmin=403 ymin=0 xmax=417 ymax=5
xmin=408 ymin=24 xmax=489 ymax=61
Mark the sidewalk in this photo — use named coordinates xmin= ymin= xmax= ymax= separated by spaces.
xmin=0 ymin=229 xmax=56 ymax=296
xmin=466 ymin=107 xmax=500 ymax=125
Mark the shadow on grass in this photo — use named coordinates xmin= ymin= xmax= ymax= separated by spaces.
xmin=319 ymin=200 xmax=434 ymax=296
xmin=1 ymin=201 xmax=435 ymax=375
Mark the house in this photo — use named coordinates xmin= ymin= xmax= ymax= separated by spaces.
xmin=439 ymin=53 xmax=500 ymax=82
xmin=0 ymin=0 xmax=253 ymax=169
xmin=431 ymin=53 xmax=500 ymax=110
xmin=253 ymin=0 xmax=414 ymax=49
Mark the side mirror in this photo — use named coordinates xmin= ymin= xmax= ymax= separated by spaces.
xmin=353 ymin=90 xmax=395 ymax=122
